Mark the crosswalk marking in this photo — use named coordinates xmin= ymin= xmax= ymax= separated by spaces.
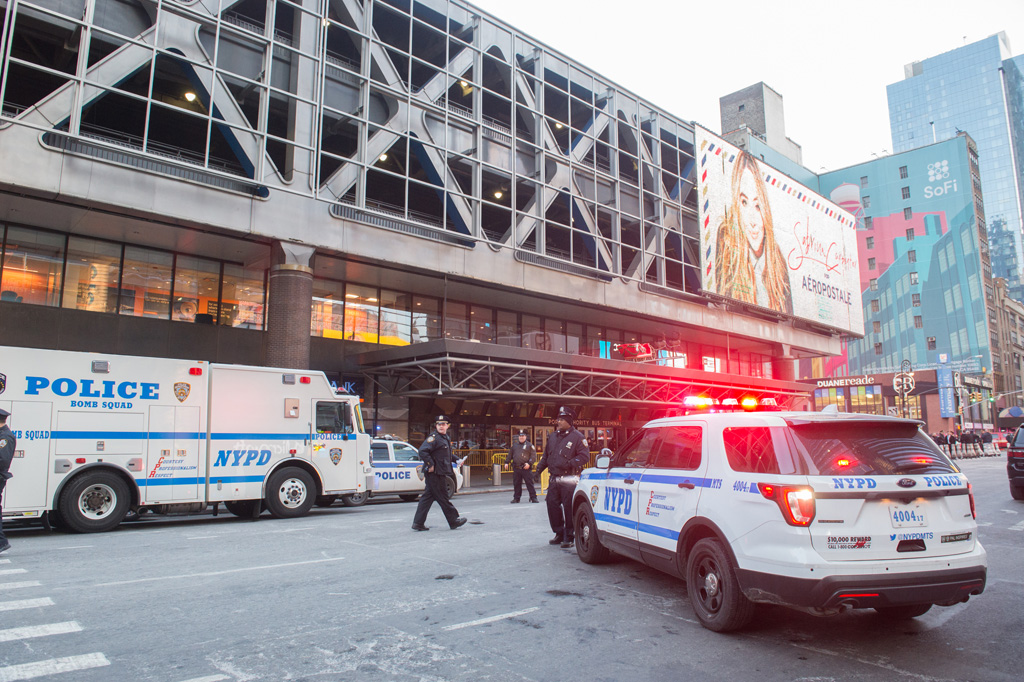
xmin=174 ymin=676 xmax=231 ymax=682
xmin=0 ymin=598 xmax=54 ymax=613
xmin=1010 ymin=519 xmax=1024 ymax=532
xmin=0 ymin=569 xmax=27 ymax=576
xmin=0 ymin=582 xmax=40 ymax=591
xmin=0 ymin=559 xmax=10 ymax=564
xmin=0 ymin=622 xmax=82 ymax=643
xmin=0 ymin=653 xmax=110 ymax=681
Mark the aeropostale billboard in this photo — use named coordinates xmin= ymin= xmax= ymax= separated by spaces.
xmin=696 ymin=126 xmax=864 ymax=336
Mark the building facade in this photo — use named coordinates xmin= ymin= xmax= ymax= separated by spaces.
xmin=0 ymin=0 xmax=847 ymax=448
xmin=887 ymin=32 xmax=1024 ymax=301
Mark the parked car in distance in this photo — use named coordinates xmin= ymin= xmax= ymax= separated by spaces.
xmin=316 ymin=438 xmax=464 ymax=507
xmin=994 ymin=431 xmax=1009 ymax=450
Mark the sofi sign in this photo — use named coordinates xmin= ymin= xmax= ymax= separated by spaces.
xmin=924 ymin=160 xmax=958 ymax=198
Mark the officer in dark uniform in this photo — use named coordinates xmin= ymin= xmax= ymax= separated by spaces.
xmin=0 ymin=407 xmax=16 ymax=554
xmin=506 ymin=429 xmax=538 ymax=503
xmin=537 ymin=406 xmax=590 ymax=548
xmin=412 ymin=415 xmax=467 ymax=531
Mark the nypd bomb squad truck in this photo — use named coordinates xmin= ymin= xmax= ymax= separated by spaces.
xmin=0 ymin=345 xmax=373 ymax=533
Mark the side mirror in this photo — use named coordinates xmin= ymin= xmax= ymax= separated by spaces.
xmin=596 ymin=455 xmax=610 ymax=468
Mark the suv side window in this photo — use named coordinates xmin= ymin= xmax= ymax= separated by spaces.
xmin=1013 ymin=428 xmax=1024 ymax=447
xmin=651 ymin=426 xmax=703 ymax=470
xmin=615 ymin=428 xmax=661 ymax=468
xmin=393 ymin=443 xmax=421 ymax=461
xmin=723 ymin=426 xmax=781 ymax=474
xmin=370 ymin=443 xmax=391 ymax=462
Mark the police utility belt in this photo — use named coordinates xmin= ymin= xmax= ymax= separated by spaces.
xmin=550 ymin=472 xmax=580 ymax=483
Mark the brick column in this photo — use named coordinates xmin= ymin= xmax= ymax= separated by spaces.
xmin=266 ymin=242 xmax=315 ymax=369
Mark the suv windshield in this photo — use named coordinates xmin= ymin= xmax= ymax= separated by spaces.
xmin=788 ymin=422 xmax=957 ymax=476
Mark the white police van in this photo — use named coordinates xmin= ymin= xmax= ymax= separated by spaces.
xmin=571 ymin=407 xmax=987 ymax=632
xmin=316 ymin=438 xmax=463 ymax=506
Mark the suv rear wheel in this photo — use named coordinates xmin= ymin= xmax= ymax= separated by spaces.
xmin=686 ymin=538 xmax=756 ymax=632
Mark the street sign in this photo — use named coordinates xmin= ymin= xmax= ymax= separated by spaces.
xmin=887 ymin=406 xmax=899 ymax=416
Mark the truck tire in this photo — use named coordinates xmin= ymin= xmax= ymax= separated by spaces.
xmin=265 ymin=467 xmax=316 ymax=519
xmin=57 ymin=470 xmax=130 ymax=533
xmin=341 ymin=492 xmax=368 ymax=507
xmin=315 ymin=495 xmax=339 ymax=507
xmin=686 ymin=538 xmax=756 ymax=632
xmin=224 ymin=500 xmax=260 ymax=518
xmin=574 ymin=504 xmax=612 ymax=564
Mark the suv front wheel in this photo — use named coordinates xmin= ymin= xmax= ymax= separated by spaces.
xmin=685 ymin=538 xmax=756 ymax=632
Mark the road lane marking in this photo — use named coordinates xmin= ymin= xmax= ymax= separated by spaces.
xmin=0 ymin=653 xmax=110 ymax=681
xmin=0 ymin=622 xmax=83 ymax=643
xmin=93 ymin=557 xmax=345 ymax=587
xmin=0 ymin=598 xmax=54 ymax=613
xmin=174 ymin=676 xmax=231 ymax=682
xmin=0 ymin=559 xmax=9 ymax=564
xmin=365 ymin=519 xmax=403 ymax=524
xmin=0 ymin=582 xmax=40 ymax=591
xmin=442 ymin=607 xmax=540 ymax=631
xmin=266 ymin=525 xmax=316 ymax=533
xmin=0 ymin=569 xmax=27 ymax=576
xmin=55 ymin=546 xmax=93 ymax=550
xmin=1009 ymin=520 xmax=1024 ymax=532
xmin=187 ymin=536 xmax=220 ymax=540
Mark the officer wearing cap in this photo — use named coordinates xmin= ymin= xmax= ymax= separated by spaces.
xmin=537 ymin=406 xmax=590 ymax=548
xmin=0 ymin=408 xmax=16 ymax=554
xmin=412 ymin=415 xmax=467 ymax=531
xmin=506 ymin=429 xmax=538 ymax=503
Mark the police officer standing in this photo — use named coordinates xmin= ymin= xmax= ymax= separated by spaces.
xmin=507 ymin=429 xmax=538 ymax=503
xmin=412 ymin=415 xmax=467 ymax=531
xmin=0 ymin=408 xmax=16 ymax=554
xmin=537 ymin=406 xmax=590 ymax=549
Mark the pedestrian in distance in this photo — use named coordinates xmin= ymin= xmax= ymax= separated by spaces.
xmin=536 ymin=406 xmax=590 ymax=549
xmin=507 ymin=429 xmax=538 ymax=503
xmin=0 ymin=407 xmax=16 ymax=555
xmin=411 ymin=415 xmax=467 ymax=532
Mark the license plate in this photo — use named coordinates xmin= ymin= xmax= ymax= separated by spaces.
xmin=889 ymin=504 xmax=927 ymax=528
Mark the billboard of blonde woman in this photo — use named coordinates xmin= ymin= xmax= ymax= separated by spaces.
xmin=696 ymin=127 xmax=864 ymax=336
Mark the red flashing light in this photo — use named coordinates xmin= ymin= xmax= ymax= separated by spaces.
xmin=189 ymin=367 xmax=203 ymax=376
xmin=300 ymin=376 xmax=311 ymax=384
xmin=740 ymin=397 xmax=759 ymax=410
xmin=835 ymin=457 xmax=855 ymax=468
xmin=758 ymin=483 xmax=815 ymax=526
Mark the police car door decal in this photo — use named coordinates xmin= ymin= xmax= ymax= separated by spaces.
xmin=595 ymin=429 xmax=661 ymax=545
xmin=636 ymin=424 xmax=709 ymax=551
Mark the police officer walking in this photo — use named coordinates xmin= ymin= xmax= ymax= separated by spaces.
xmin=412 ymin=415 xmax=467 ymax=531
xmin=537 ymin=406 xmax=590 ymax=549
xmin=507 ymin=429 xmax=538 ymax=503
xmin=0 ymin=408 xmax=16 ymax=554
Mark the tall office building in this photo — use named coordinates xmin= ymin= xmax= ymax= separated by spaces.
xmin=887 ymin=32 xmax=1024 ymax=301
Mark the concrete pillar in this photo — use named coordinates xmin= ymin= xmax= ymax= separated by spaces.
xmin=772 ymin=343 xmax=797 ymax=382
xmin=266 ymin=241 xmax=315 ymax=369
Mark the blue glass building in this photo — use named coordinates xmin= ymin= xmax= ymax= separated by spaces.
xmin=887 ymin=32 xmax=1024 ymax=301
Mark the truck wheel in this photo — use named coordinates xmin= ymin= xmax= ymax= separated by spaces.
xmin=341 ymin=492 xmax=368 ymax=507
xmin=224 ymin=500 xmax=260 ymax=517
xmin=315 ymin=495 xmax=338 ymax=507
xmin=444 ymin=476 xmax=456 ymax=499
xmin=874 ymin=604 xmax=932 ymax=619
xmin=1011 ymin=484 xmax=1024 ymax=501
xmin=686 ymin=538 xmax=756 ymax=632
xmin=265 ymin=467 xmax=316 ymax=518
xmin=574 ymin=504 xmax=612 ymax=564
xmin=57 ymin=471 xmax=130 ymax=533
xmin=399 ymin=494 xmax=420 ymax=502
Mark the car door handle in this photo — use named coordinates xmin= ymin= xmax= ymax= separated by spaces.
xmin=678 ymin=482 xmax=695 ymax=489
xmin=623 ymin=478 xmax=635 ymax=485
xmin=396 ymin=464 xmax=405 ymax=467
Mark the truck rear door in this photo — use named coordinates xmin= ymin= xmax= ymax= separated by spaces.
xmin=0 ymin=401 xmax=52 ymax=511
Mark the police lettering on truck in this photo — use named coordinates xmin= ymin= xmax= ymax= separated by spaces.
xmin=0 ymin=345 xmax=373 ymax=533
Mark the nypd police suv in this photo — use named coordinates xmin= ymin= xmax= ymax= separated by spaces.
xmin=570 ymin=408 xmax=987 ymax=632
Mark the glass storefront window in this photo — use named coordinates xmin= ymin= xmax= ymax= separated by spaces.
xmin=566 ymin=322 xmax=582 ymax=354
xmin=380 ymin=289 xmax=412 ymax=345
xmin=221 ymin=263 xmax=266 ymax=329
xmin=120 ymin=246 xmax=172 ymax=318
xmin=1 ymin=226 xmax=64 ymax=307
xmin=173 ymin=255 xmax=221 ymax=323
xmin=469 ymin=305 xmax=494 ymax=343
xmin=521 ymin=314 xmax=541 ymax=349
xmin=546 ymin=318 xmax=567 ymax=353
xmin=62 ymin=235 xmax=120 ymax=313
xmin=412 ymin=295 xmax=440 ymax=343
xmin=344 ymin=283 xmax=379 ymax=342
xmin=444 ymin=300 xmax=469 ymax=340
xmin=312 ymin=278 xmax=345 ymax=338
xmin=497 ymin=309 xmax=518 ymax=346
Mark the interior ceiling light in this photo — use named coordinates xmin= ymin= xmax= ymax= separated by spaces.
xmin=555 ymin=122 xmax=563 ymax=129
xmin=379 ymin=153 xmax=388 ymax=162
xmin=493 ymin=190 xmax=503 ymax=199
xmin=184 ymin=92 xmax=197 ymax=102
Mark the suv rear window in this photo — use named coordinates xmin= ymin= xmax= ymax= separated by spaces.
xmin=1012 ymin=428 xmax=1024 ymax=447
xmin=788 ymin=423 xmax=957 ymax=475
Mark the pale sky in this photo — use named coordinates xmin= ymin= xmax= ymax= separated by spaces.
xmin=468 ymin=0 xmax=1024 ymax=173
